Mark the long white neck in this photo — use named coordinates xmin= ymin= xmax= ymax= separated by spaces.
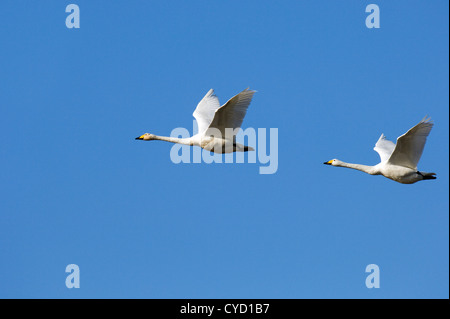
xmin=152 ymin=135 xmax=193 ymax=145
xmin=336 ymin=161 xmax=379 ymax=175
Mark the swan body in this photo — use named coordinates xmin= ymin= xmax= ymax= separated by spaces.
xmin=136 ymin=88 xmax=256 ymax=153
xmin=324 ymin=117 xmax=436 ymax=184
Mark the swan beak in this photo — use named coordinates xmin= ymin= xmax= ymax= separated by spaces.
xmin=135 ymin=135 xmax=144 ymax=140
xmin=323 ymin=160 xmax=332 ymax=165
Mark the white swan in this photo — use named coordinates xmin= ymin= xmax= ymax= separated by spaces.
xmin=324 ymin=117 xmax=436 ymax=184
xmin=135 ymin=88 xmax=256 ymax=153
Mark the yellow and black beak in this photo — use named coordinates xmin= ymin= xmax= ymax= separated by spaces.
xmin=135 ymin=135 xmax=144 ymax=140
xmin=323 ymin=160 xmax=333 ymax=165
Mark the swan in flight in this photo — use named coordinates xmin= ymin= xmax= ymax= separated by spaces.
xmin=135 ymin=88 xmax=256 ymax=153
xmin=324 ymin=117 xmax=436 ymax=184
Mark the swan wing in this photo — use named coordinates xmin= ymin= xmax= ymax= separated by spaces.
xmin=192 ymin=89 xmax=221 ymax=134
xmin=387 ymin=117 xmax=434 ymax=169
xmin=373 ymin=134 xmax=396 ymax=163
xmin=207 ymin=88 xmax=256 ymax=136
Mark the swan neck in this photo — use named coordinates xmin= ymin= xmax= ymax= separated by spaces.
xmin=338 ymin=162 xmax=376 ymax=175
xmin=153 ymin=135 xmax=192 ymax=145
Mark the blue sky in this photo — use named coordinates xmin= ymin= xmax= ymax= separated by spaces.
xmin=0 ymin=1 xmax=448 ymax=298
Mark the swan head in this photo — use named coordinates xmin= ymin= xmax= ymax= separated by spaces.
xmin=323 ymin=159 xmax=342 ymax=166
xmin=135 ymin=133 xmax=155 ymax=140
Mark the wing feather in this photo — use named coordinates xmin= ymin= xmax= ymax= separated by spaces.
xmin=373 ymin=134 xmax=396 ymax=162
xmin=207 ymin=88 xmax=256 ymax=136
xmin=387 ymin=117 xmax=434 ymax=169
xmin=192 ymin=89 xmax=221 ymax=134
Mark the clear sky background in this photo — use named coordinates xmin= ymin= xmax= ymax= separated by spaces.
xmin=0 ymin=1 xmax=448 ymax=298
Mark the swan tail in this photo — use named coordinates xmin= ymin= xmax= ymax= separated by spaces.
xmin=420 ymin=172 xmax=437 ymax=180
xmin=233 ymin=142 xmax=254 ymax=152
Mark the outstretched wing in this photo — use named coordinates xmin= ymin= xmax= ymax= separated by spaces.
xmin=387 ymin=117 xmax=434 ymax=169
xmin=207 ymin=88 xmax=256 ymax=136
xmin=192 ymin=89 xmax=221 ymax=134
xmin=373 ymin=134 xmax=396 ymax=163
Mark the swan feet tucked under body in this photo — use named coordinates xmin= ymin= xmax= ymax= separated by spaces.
xmin=135 ymin=88 xmax=256 ymax=154
xmin=324 ymin=117 xmax=436 ymax=184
